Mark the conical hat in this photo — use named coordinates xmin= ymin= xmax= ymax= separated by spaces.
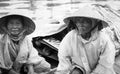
xmin=64 ymin=4 xmax=108 ymax=25
xmin=0 ymin=9 xmax=35 ymax=35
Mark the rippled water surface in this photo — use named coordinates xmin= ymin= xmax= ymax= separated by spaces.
xmin=0 ymin=0 xmax=120 ymax=38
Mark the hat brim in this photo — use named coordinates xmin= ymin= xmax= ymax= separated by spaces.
xmin=0 ymin=14 xmax=35 ymax=35
xmin=63 ymin=5 xmax=108 ymax=26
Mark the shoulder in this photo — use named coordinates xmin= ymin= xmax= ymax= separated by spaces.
xmin=67 ymin=30 xmax=77 ymax=35
xmin=23 ymin=36 xmax=32 ymax=41
xmin=22 ymin=36 xmax=33 ymax=45
xmin=101 ymin=27 xmax=114 ymax=37
xmin=64 ymin=30 xmax=77 ymax=39
xmin=99 ymin=28 xmax=113 ymax=43
xmin=60 ymin=30 xmax=77 ymax=46
xmin=60 ymin=30 xmax=78 ymax=48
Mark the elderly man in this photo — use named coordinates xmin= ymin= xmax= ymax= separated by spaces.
xmin=55 ymin=5 xmax=116 ymax=74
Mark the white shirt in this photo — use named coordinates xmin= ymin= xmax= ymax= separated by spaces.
xmin=55 ymin=29 xmax=115 ymax=74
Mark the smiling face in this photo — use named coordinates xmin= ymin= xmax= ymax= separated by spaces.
xmin=7 ymin=18 xmax=23 ymax=35
xmin=75 ymin=17 xmax=93 ymax=35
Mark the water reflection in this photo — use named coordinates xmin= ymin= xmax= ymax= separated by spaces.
xmin=0 ymin=0 xmax=120 ymax=19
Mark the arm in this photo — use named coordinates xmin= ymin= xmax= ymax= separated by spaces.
xmin=55 ymin=30 xmax=84 ymax=74
xmin=55 ymin=32 xmax=72 ymax=74
xmin=91 ymin=32 xmax=116 ymax=74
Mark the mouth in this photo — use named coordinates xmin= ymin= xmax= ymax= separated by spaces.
xmin=78 ymin=27 xmax=86 ymax=30
xmin=10 ymin=29 xmax=20 ymax=34
xmin=11 ymin=29 xmax=19 ymax=31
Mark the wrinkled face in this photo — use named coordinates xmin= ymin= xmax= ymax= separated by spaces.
xmin=7 ymin=19 xmax=23 ymax=35
xmin=75 ymin=17 xmax=93 ymax=35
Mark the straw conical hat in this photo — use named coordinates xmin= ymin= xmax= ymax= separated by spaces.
xmin=0 ymin=9 xmax=35 ymax=35
xmin=64 ymin=4 xmax=108 ymax=25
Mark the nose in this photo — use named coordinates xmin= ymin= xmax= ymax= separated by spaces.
xmin=76 ymin=23 xmax=83 ymax=28
xmin=12 ymin=25 xmax=18 ymax=28
xmin=12 ymin=23 xmax=21 ymax=28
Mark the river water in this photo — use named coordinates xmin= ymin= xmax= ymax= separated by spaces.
xmin=0 ymin=0 xmax=120 ymax=38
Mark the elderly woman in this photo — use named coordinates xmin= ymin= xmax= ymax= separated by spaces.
xmin=54 ymin=5 xmax=116 ymax=74
xmin=0 ymin=13 xmax=51 ymax=74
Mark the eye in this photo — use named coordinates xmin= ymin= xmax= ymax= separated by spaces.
xmin=8 ymin=21 xmax=14 ymax=25
xmin=16 ymin=22 xmax=20 ymax=24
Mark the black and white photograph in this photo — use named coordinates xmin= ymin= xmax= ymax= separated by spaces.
xmin=0 ymin=0 xmax=120 ymax=74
